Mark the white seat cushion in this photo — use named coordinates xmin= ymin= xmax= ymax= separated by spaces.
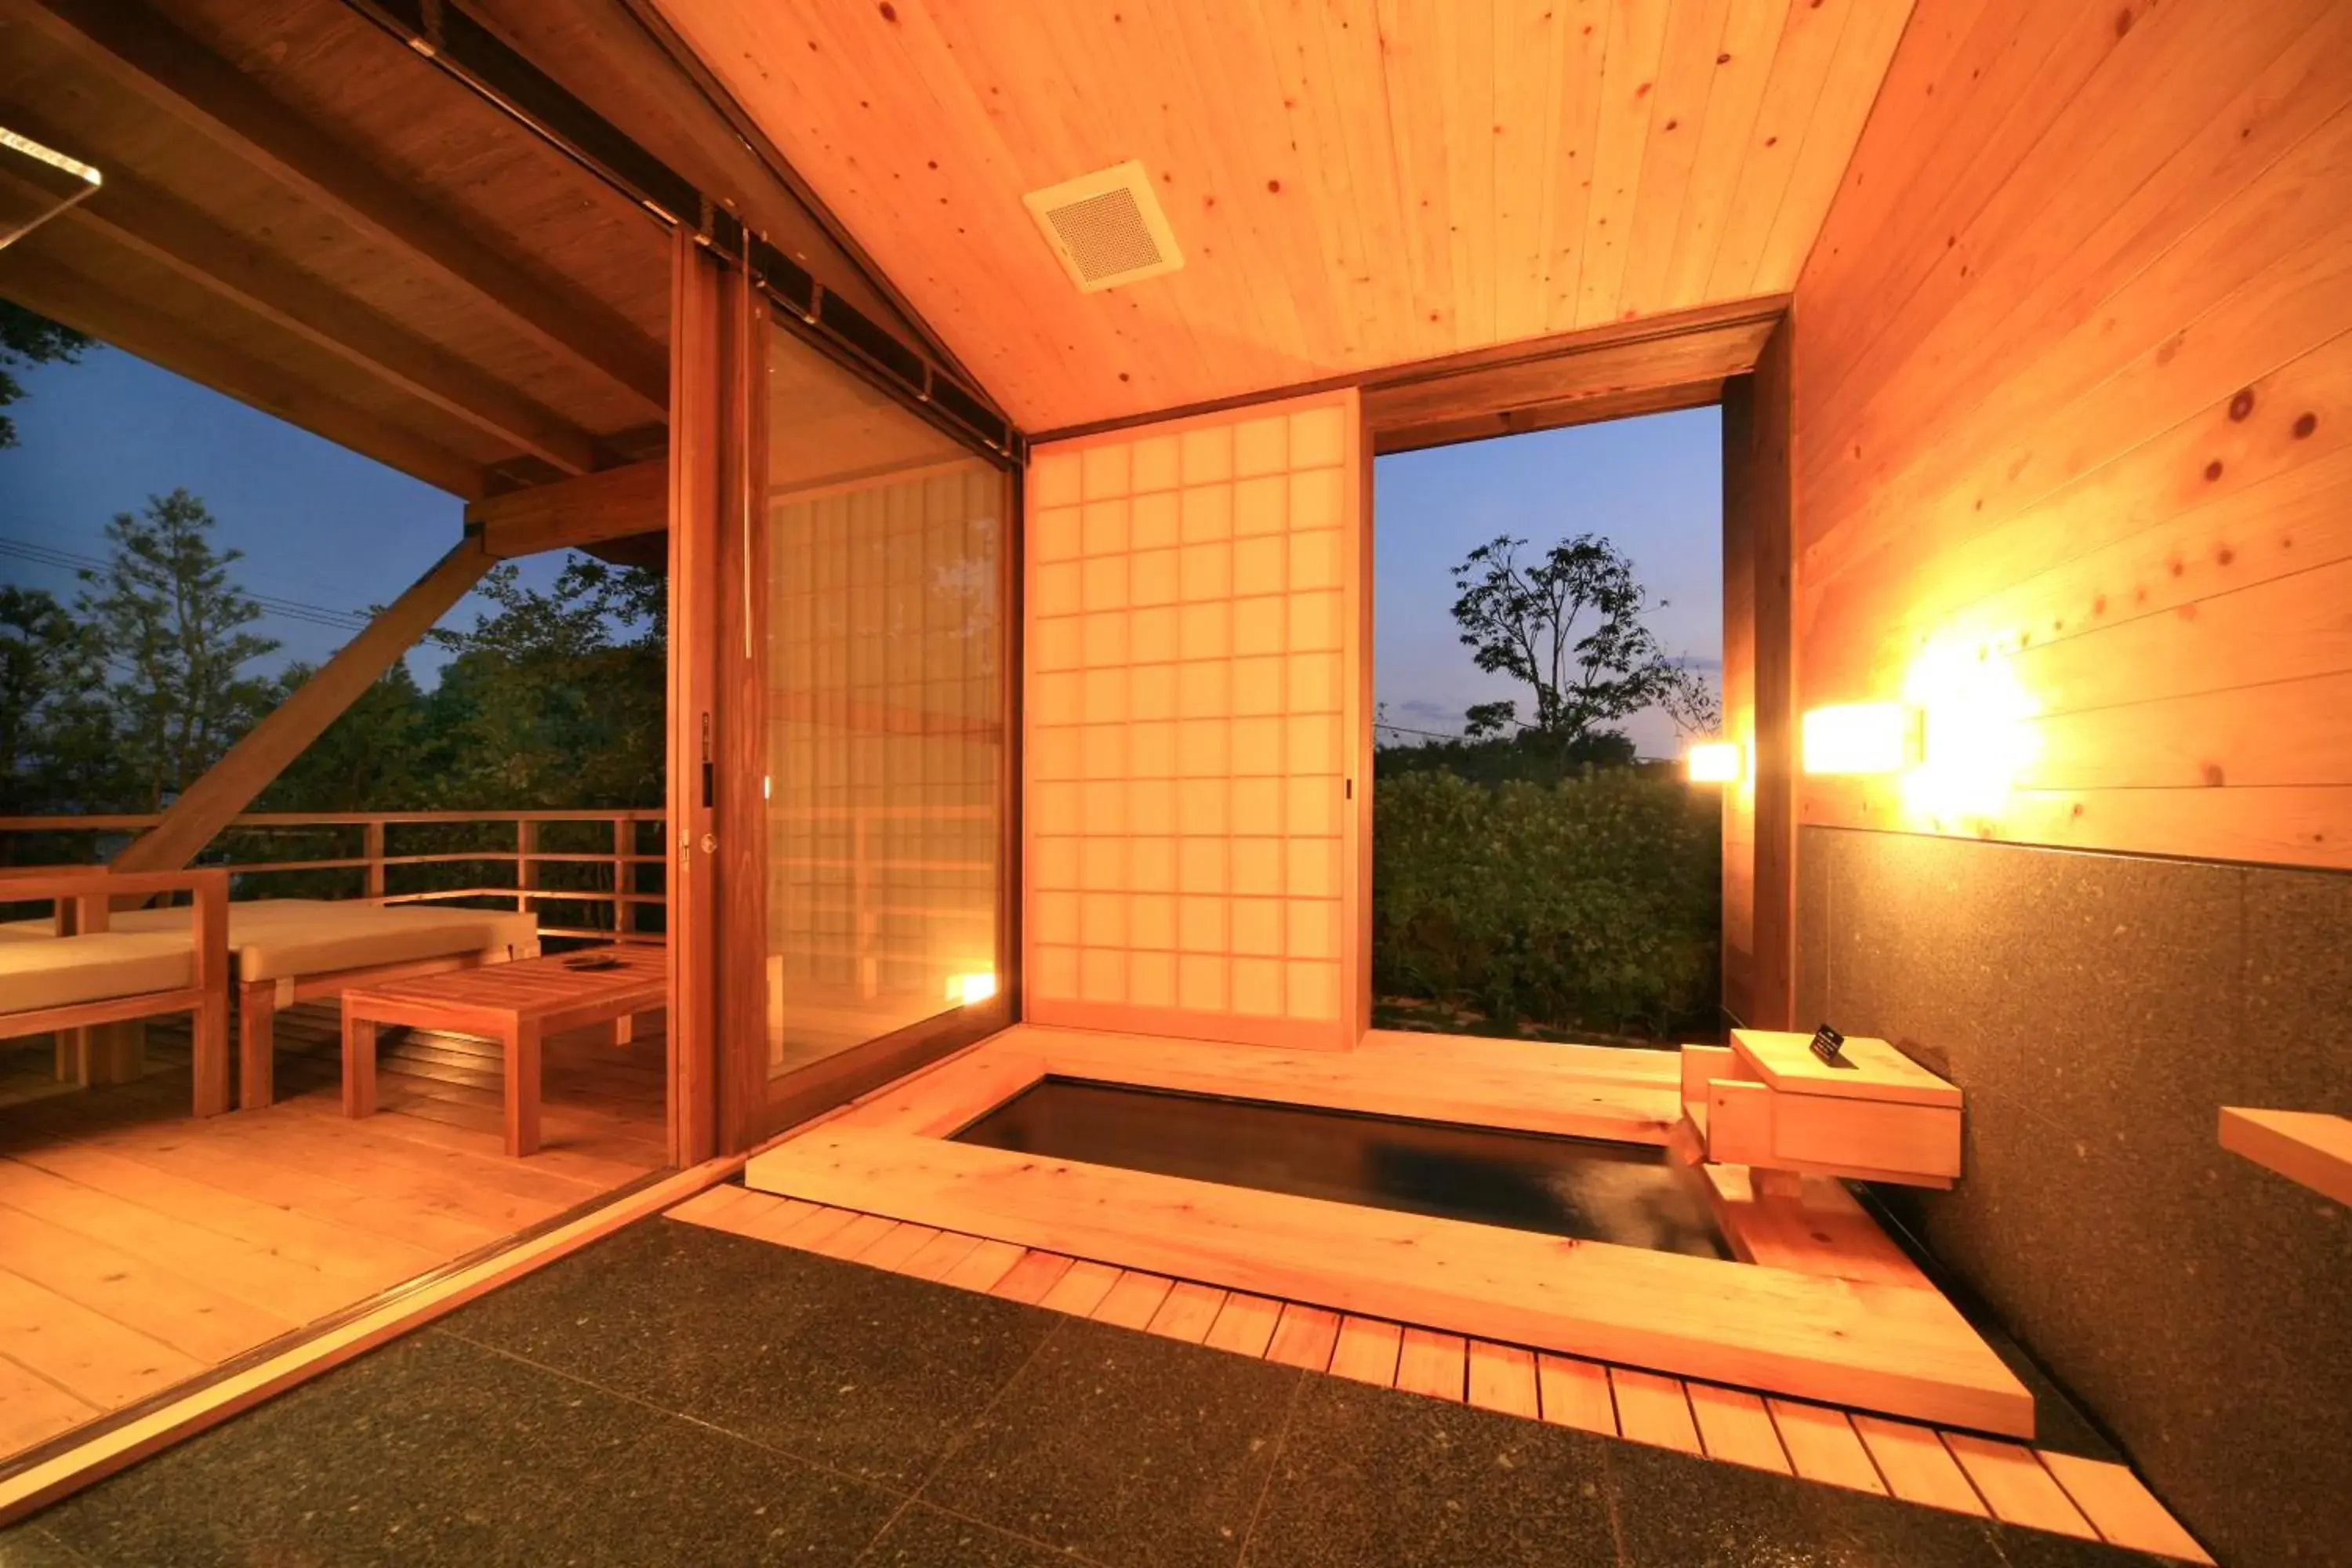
xmin=0 ymin=930 xmax=196 ymax=1013
xmin=0 ymin=898 xmax=535 ymax=983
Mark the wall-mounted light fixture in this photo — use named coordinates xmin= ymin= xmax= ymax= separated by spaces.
xmin=1801 ymin=702 xmax=1922 ymax=775
xmin=1684 ymin=739 xmax=1745 ymax=784
xmin=0 ymin=125 xmax=103 ymax=252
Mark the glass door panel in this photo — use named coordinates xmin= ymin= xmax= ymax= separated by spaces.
xmin=762 ymin=325 xmax=1010 ymax=1087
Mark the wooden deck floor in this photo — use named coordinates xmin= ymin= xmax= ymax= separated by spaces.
xmin=668 ymin=1183 xmax=2214 ymax=1565
xmin=0 ymin=1003 xmax=667 ymax=1467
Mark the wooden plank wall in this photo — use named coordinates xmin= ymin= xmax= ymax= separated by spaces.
xmin=1790 ymin=0 xmax=2352 ymax=869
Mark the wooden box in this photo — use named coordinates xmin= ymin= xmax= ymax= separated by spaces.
xmin=1677 ymin=1030 xmax=1962 ymax=1189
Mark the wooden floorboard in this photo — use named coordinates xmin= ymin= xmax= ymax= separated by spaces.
xmin=0 ymin=1002 xmax=665 ymax=1468
xmin=746 ymin=1125 xmax=2034 ymax=1435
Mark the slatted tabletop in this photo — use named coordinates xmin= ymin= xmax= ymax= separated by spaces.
xmin=343 ymin=947 xmax=666 ymax=1156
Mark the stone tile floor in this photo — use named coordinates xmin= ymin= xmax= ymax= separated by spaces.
xmin=0 ymin=1220 xmax=2180 ymax=1566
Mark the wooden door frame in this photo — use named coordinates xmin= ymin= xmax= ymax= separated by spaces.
xmin=699 ymin=299 xmax=1022 ymax=1152
xmin=1719 ymin=317 xmax=1798 ymax=1030
xmin=1348 ymin=307 xmax=1797 ymax=1038
xmin=666 ymin=228 xmax=725 ymax=1166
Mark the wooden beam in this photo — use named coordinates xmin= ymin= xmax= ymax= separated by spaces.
xmin=111 ymin=539 xmax=494 ymax=874
xmin=16 ymin=0 xmax=670 ymax=422
xmin=0 ymin=147 xmax=598 ymax=474
xmin=1374 ymin=379 xmax=1727 ymax=456
xmin=746 ymin=1127 xmax=2034 ymax=1436
xmin=1031 ymin=295 xmax=1788 ymax=446
xmin=469 ymin=459 xmax=666 ymax=557
xmin=1364 ymin=316 xmax=1774 ymax=446
xmin=0 ymin=247 xmax=488 ymax=500
xmin=1720 ymin=317 xmax=1797 ymax=1028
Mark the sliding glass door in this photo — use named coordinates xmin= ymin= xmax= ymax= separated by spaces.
xmin=754 ymin=324 xmax=1014 ymax=1123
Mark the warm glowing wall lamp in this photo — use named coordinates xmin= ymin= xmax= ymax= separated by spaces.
xmin=1684 ymin=740 xmax=1744 ymax=784
xmin=1801 ymin=702 xmax=1922 ymax=775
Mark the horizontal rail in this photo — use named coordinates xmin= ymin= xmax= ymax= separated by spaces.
xmin=0 ymin=810 xmax=667 ymax=831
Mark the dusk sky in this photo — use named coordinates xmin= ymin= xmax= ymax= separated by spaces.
xmin=0 ymin=344 xmax=565 ymax=682
xmin=1375 ymin=408 xmax=1722 ymax=759
xmin=3 ymin=344 xmax=1718 ymax=757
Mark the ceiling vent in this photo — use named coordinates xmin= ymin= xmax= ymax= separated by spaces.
xmin=1023 ymin=161 xmax=1184 ymax=292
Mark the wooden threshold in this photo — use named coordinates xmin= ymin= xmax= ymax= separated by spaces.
xmin=666 ymin=1185 xmax=2212 ymax=1564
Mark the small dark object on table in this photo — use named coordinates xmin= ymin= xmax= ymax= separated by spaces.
xmin=563 ymin=953 xmax=622 ymax=971
xmin=1809 ymin=1022 xmax=1853 ymax=1066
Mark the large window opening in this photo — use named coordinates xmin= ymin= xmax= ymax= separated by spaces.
xmin=1371 ymin=408 xmax=1723 ymax=1047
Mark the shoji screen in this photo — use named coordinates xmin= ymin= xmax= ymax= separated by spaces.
xmin=1024 ymin=390 xmax=1363 ymax=1050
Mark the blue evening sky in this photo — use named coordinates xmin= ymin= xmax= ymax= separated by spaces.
xmin=2 ymin=344 xmax=1719 ymax=757
xmin=1375 ymin=408 xmax=1722 ymax=759
xmin=0 ymin=344 xmax=567 ymax=681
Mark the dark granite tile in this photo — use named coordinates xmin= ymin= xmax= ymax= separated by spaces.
xmin=1795 ymin=823 xmax=1834 ymax=1024
xmin=0 ymin=1526 xmax=93 ymax=1567
xmin=1242 ymin=1374 xmax=1615 ymax=1567
xmin=439 ymin=1217 xmax=1058 ymax=1486
xmin=923 ymin=1316 xmax=1299 ymax=1568
xmin=30 ymin=1330 xmax=898 ymax=1567
xmin=2241 ymin=867 xmax=2352 ymax=1102
xmin=862 ymin=1504 xmax=1092 ymax=1566
xmin=1806 ymin=829 xmax=2352 ymax=1567
xmin=1609 ymin=1436 xmax=2008 ymax=1567
xmin=1989 ymin=1523 xmax=2177 ymax=1568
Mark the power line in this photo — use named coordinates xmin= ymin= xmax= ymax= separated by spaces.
xmin=0 ymin=534 xmax=375 ymax=633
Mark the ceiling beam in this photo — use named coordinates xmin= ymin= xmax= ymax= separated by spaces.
xmin=469 ymin=457 xmax=665 ymax=557
xmin=0 ymin=147 xmax=598 ymax=474
xmin=0 ymin=247 xmax=487 ymax=499
xmin=15 ymin=0 xmax=670 ymax=423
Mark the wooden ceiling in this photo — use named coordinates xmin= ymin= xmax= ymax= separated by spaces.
xmin=651 ymin=0 xmax=1915 ymax=432
xmin=0 ymin=0 xmax=670 ymax=501
xmin=0 ymin=0 xmax=978 ymax=512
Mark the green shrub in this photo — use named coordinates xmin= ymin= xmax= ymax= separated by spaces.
xmin=1373 ymin=767 xmax=1720 ymax=1041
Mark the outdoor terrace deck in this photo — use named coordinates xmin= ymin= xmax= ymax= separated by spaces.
xmin=0 ymin=1001 xmax=666 ymax=1467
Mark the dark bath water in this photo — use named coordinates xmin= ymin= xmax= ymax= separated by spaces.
xmin=954 ymin=1076 xmax=1728 ymax=1260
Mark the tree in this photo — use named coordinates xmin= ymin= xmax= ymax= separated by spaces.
xmin=252 ymin=659 xmax=430 ymax=814
xmin=76 ymin=490 xmax=281 ymax=810
xmin=0 ymin=300 xmax=93 ymax=449
xmin=1657 ymin=661 xmax=1722 ymax=739
xmin=1448 ymin=533 xmax=1688 ymax=751
xmin=0 ymin=584 xmax=117 ymax=816
xmin=418 ymin=557 xmax=665 ymax=809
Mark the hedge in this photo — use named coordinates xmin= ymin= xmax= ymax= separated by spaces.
xmin=1372 ymin=767 xmax=1720 ymax=1041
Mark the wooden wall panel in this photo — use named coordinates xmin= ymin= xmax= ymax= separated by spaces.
xmin=1791 ymin=0 xmax=2352 ymax=870
xmin=1023 ymin=392 xmax=1364 ymax=1050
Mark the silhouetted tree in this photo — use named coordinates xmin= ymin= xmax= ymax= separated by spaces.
xmin=0 ymin=300 xmax=92 ymax=449
xmin=1449 ymin=532 xmax=1694 ymax=753
xmin=74 ymin=490 xmax=280 ymax=810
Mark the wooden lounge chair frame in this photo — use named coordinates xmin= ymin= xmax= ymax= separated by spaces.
xmin=0 ymin=868 xmax=233 ymax=1116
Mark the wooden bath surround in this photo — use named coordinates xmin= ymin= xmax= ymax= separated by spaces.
xmin=743 ymin=1025 xmax=2035 ymax=1438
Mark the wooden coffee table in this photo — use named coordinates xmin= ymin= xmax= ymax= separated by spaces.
xmin=340 ymin=946 xmax=666 ymax=1156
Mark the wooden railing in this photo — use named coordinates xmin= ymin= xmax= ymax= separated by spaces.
xmin=0 ymin=810 xmax=668 ymax=946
